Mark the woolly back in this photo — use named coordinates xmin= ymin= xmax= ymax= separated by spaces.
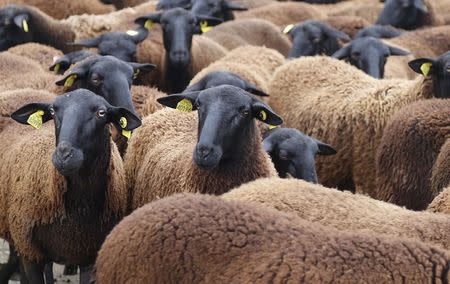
xmin=428 ymin=186 xmax=450 ymax=214
xmin=431 ymin=139 xmax=450 ymax=196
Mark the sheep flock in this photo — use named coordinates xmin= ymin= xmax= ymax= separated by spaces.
xmin=0 ymin=0 xmax=449 ymax=283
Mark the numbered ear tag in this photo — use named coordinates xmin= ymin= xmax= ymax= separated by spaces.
xmin=259 ymin=110 xmax=267 ymax=121
xmin=119 ymin=117 xmax=132 ymax=139
xmin=53 ymin=63 xmax=61 ymax=74
xmin=64 ymin=74 xmax=77 ymax=87
xmin=283 ymin=24 xmax=294 ymax=34
xmin=176 ymin=99 xmax=193 ymax=112
xmin=200 ymin=21 xmax=212 ymax=33
xmin=144 ymin=20 xmax=154 ymax=29
xmin=420 ymin=62 xmax=432 ymax=76
xmin=27 ymin=110 xmax=44 ymax=129
xmin=22 ymin=19 xmax=29 ymax=32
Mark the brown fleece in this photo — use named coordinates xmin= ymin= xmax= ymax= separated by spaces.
xmin=0 ymin=52 xmax=61 ymax=93
xmin=130 ymin=85 xmax=165 ymax=117
xmin=223 ymin=178 xmax=450 ymax=251
xmin=428 ymin=187 xmax=450 ymax=214
xmin=0 ymin=123 xmax=127 ymax=262
xmin=324 ymin=16 xmax=370 ymax=38
xmin=431 ymin=139 xmax=450 ymax=195
xmin=235 ymin=2 xmax=325 ymax=26
xmin=269 ymin=56 xmax=436 ymax=195
xmin=376 ymin=99 xmax=450 ymax=210
xmin=125 ymin=108 xmax=277 ymax=210
xmin=315 ymin=1 xmax=384 ymax=23
xmin=102 ymin=0 xmax=149 ymax=10
xmin=232 ymin=0 xmax=275 ymax=9
xmin=8 ymin=43 xmax=63 ymax=71
xmin=95 ymin=193 xmax=450 ymax=284
xmin=204 ymin=19 xmax=292 ymax=57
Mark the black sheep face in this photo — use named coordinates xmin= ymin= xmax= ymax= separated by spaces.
xmin=354 ymin=25 xmax=402 ymax=39
xmin=263 ymin=128 xmax=336 ymax=183
xmin=409 ymin=51 xmax=450 ymax=99
xmin=332 ymin=37 xmax=409 ymax=79
xmin=156 ymin=0 xmax=191 ymax=10
xmin=157 ymin=85 xmax=283 ymax=170
xmin=11 ymin=90 xmax=141 ymax=176
xmin=376 ymin=0 xmax=429 ymax=30
xmin=0 ymin=5 xmax=33 ymax=51
xmin=184 ymin=71 xmax=269 ymax=97
xmin=56 ymin=55 xmax=155 ymax=115
xmin=286 ymin=20 xmax=350 ymax=58
xmin=190 ymin=0 xmax=247 ymax=21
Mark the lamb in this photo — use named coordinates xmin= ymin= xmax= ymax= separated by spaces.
xmin=125 ymin=85 xmax=282 ymax=209
xmin=268 ymin=53 xmax=449 ymax=195
xmin=0 ymin=0 xmax=114 ymax=20
xmin=428 ymin=187 xmax=450 ymax=215
xmin=135 ymin=8 xmax=227 ymax=93
xmin=376 ymin=98 xmax=450 ymax=210
xmin=203 ymin=19 xmax=292 ymax=57
xmin=7 ymin=43 xmax=63 ymax=70
xmin=222 ymin=177 xmax=450 ymax=251
xmin=0 ymin=90 xmax=142 ymax=282
xmin=95 ymin=193 xmax=450 ymax=283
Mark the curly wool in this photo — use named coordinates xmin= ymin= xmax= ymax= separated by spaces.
xmin=428 ymin=187 xmax=450 ymax=215
xmin=95 ymin=193 xmax=450 ymax=283
xmin=431 ymin=139 xmax=450 ymax=195
xmin=7 ymin=43 xmax=63 ymax=71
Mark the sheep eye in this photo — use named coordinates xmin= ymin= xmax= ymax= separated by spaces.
xmin=97 ymin=109 xmax=106 ymax=118
xmin=49 ymin=106 xmax=55 ymax=116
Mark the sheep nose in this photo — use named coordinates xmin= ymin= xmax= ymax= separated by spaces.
xmin=171 ymin=50 xmax=188 ymax=61
xmin=56 ymin=142 xmax=74 ymax=162
xmin=197 ymin=145 xmax=212 ymax=159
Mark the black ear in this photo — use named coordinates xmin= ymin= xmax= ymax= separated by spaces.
xmin=223 ymin=1 xmax=248 ymax=11
xmin=128 ymin=62 xmax=156 ymax=77
xmin=135 ymin=13 xmax=162 ymax=28
xmin=55 ymin=71 xmax=83 ymax=87
xmin=157 ymin=92 xmax=200 ymax=111
xmin=128 ymin=27 xmax=149 ymax=43
xmin=413 ymin=0 xmax=428 ymax=13
xmin=108 ymin=106 xmax=142 ymax=132
xmin=388 ymin=45 xmax=409 ymax=56
xmin=49 ymin=58 xmax=70 ymax=74
xmin=183 ymin=80 xmax=206 ymax=93
xmin=252 ymin=102 xmax=283 ymax=126
xmin=195 ymin=15 xmax=223 ymax=27
xmin=322 ymin=25 xmax=350 ymax=41
xmin=408 ymin=57 xmax=436 ymax=76
xmin=244 ymin=82 xmax=269 ymax=97
xmin=313 ymin=138 xmax=337 ymax=156
xmin=332 ymin=44 xmax=351 ymax=59
xmin=68 ymin=37 xmax=102 ymax=48
xmin=11 ymin=103 xmax=53 ymax=128
xmin=13 ymin=13 xmax=30 ymax=33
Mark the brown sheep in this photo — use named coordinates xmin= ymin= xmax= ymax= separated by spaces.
xmin=7 ymin=43 xmax=63 ymax=70
xmin=315 ymin=1 xmax=384 ymax=24
xmin=95 ymin=193 xmax=450 ymax=283
xmin=223 ymin=178 xmax=450 ymax=251
xmin=324 ymin=15 xmax=370 ymax=38
xmin=268 ymin=54 xmax=447 ymax=195
xmin=428 ymin=186 xmax=450 ymax=215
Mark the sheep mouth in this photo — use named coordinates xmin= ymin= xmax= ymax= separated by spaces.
xmin=52 ymin=150 xmax=84 ymax=176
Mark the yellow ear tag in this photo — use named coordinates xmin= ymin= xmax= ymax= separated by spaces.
xmin=268 ymin=125 xmax=278 ymax=130
xmin=259 ymin=110 xmax=267 ymax=121
xmin=176 ymin=99 xmax=193 ymax=112
xmin=53 ymin=63 xmax=61 ymax=74
xmin=144 ymin=20 xmax=154 ymax=29
xmin=420 ymin=62 xmax=432 ymax=76
xmin=27 ymin=110 xmax=44 ymax=129
xmin=64 ymin=74 xmax=77 ymax=87
xmin=133 ymin=69 xmax=140 ymax=80
xmin=119 ymin=117 xmax=132 ymax=139
xmin=283 ymin=24 xmax=294 ymax=34
xmin=122 ymin=130 xmax=132 ymax=139
xmin=22 ymin=19 xmax=29 ymax=32
xmin=200 ymin=21 xmax=212 ymax=33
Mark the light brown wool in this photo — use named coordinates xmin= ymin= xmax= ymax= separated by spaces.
xmin=324 ymin=15 xmax=370 ymax=38
xmin=428 ymin=186 xmax=450 ymax=215
xmin=7 ymin=43 xmax=63 ymax=71
xmin=223 ymin=178 xmax=450 ymax=251
xmin=95 ymin=193 xmax=450 ymax=284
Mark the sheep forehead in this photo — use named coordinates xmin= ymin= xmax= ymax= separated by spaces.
xmin=352 ymin=38 xmax=388 ymax=53
xmin=162 ymin=8 xmax=193 ymax=21
xmin=54 ymin=90 xmax=109 ymax=109
xmin=90 ymin=57 xmax=132 ymax=75
xmin=198 ymin=86 xmax=252 ymax=106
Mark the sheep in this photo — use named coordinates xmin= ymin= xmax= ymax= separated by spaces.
xmin=322 ymin=16 xmax=370 ymax=38
xmin=49 ymin=50 xmax=96 ymax=75
xmin=315 ymin=1 xmax=384 ymax=24
xmin=189 ymin=46 xmax=285 ymax=96
xmin=0 ymin=5 xmax=76 ymax=53
xmin=95 ymin=193 xmax=450 ymax=283
xmin=155 ymin=0 xmax=190 ymax=10
xmin=428 ymin=187 xmax=450 ymax=215
xmin=229 ymin=0 xmax=275 ymax=9
xmin=222 ymin=177 xmax=450 ymax=251
xmin=190 ymin=0 xmax=247 ymax=21
xmin=332 ymin=36 xmax=410 ymax=79
xmin=7 ymin=43 xmax=63 ymax=70
xmin=431 ymin=139 xmax=450 ymax=197
xmin=135 ymin=8 xmax=227 ymax=93
xmin=0 ymin=0 xmax=114 ymax=20
xmin=376 ymin=99 xmax=450 ymax=210
xmin=0 ymin=89 xmax=142 ymax=283
xmin=263 ymin=128 xmax=336 ymax=182
xmin=268 ymin=53 xmax=449 ymax=195
xmin=125 ymin=85 xmax=282 ymax=209
xmin=283 ymin=20 xmax=350 ymax=58
xmin=354 ymin=25 xmax=403 ymax=39
xmin=203 ymin=19 xmax=292 ymax=57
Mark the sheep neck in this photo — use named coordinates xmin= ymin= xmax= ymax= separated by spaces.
xmin=164 ymin=54 xmax=192 ymax=94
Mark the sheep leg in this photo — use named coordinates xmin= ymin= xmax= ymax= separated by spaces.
xmin=43 ymin=263 xmax=54 ymax=284
xmin=21 ymin=259 xmax=44 ymax=284
xmin=0 ymin=245 xmax=20 ymax=284
xmin=79 ymin=265 xmax=93 ymax=284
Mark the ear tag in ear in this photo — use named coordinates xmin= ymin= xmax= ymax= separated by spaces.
xmin=200 ymin=21 xmax=212 ymax=33
xmin=268 ymin=125 xmax=278 ymax=130
xmin=259 ymin=110 xmax=267 ymax=121
xmin=283 ymin=24 xmax=294 ymax=34
xmin=420 ymin=62 xmax=432 ymax=76
xmin=64 ymin=74 xmax=77 ymax=87
xmin=144 ymin=20 xmax=154 ymax=29
xmin=22 ymin=19 xmax=29 ymax=32
xmin=27 ymin=110 xmax=44 ymax=129
xmin=53 ymin=63 xmax=61 ymax=74
xmin=133 ymin=69 xmax=140 ymax=80
xmin=126 ymin=30 xmax=139 ymax=36
xmin=119 ymin=117 xmax=132 ymax=139
xmin=176 ymin=99 xmax=193 ymax=112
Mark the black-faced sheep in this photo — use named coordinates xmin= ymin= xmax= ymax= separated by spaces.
xmin=268 ymin=53 xmax=449 ymax=196
xmin=125 ymin=85 xmax=282 ymax=209
xmin=95 ymin=193 xmax=450 ymax=283
xmin=0 ymin=90 xmax=141 ymax=282
xmin=428 ymin=187 xmax=450 ymax=215
xmin=354 ymin=25 xmax=402 ymax=39
xmin=190 ymin=0 xmax=248 ymax=21
xmin=263 ymin=128 xmax=336 ymax=182
xmin=49 ymin=50 xmax=96 ymax=75
xmin=223 ymin=177 xmax=450 ymax=251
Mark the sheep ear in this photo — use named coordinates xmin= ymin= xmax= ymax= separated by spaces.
xmin=244 ymin=82 xmax=269 ymax=97
xmin=388 ymin=45 xmax=409 ymax=56
xmin=313 ymin=138 xmax=337 ymax=156
xmin=183 ymin=80 xmax=205 ymax=93
xmin=195 ymin=15 xmax=223 ymax=33
xmin=13 ymin=13 xmax=30 ymax=33
xmin=413 ymin=0 xmax=428 ymax=13
xmin=128 ymin=63 xmax=156 ymax=79
xmin=127 ymin=27 xmax=149 ymax=43
xmin=135 ymin=13 xmax=161 ymax=29
xmin=157 ymin=92 xmax=200 ymax=112
xmin=408 ymin=58 xmax=436 ymax=76
xmin=332 ymin=44 xmax=351 ymax=59
xmin=11 ymin=103 xmax=53 ymax=129
xmin=49 ymin=58 xmax=70 ymax=74
xmin=108 ymin=106 xmax=142 ymax=132
xmin=323 ymin=26 xmax=350 ymax=41
xmin=223 ymin=1 xmax=248 ymax=11
xmin=55 ymin=66 xmax=87 ymax=87
xmin=252 ymin=102 xmax=283 ymax=126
